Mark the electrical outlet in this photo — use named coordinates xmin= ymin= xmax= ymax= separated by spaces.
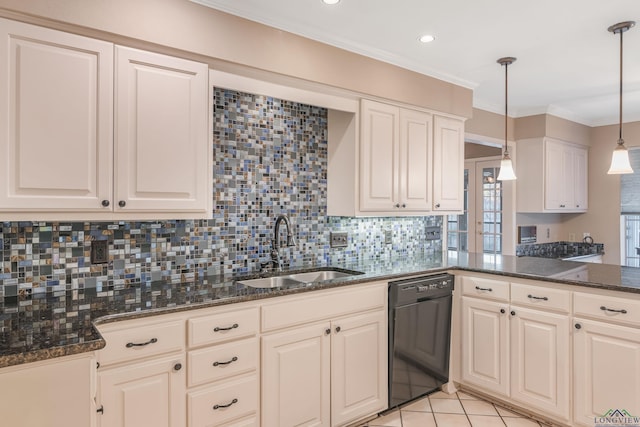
xmin=91 ymin=240 xmax=109 ymax=264
xmin=384 ymin=229 xmax=392 ymax=244
xmin=330 ymin=232 xmax=348 ymax=248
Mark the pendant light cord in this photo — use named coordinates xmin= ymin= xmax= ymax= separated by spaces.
xmin=619 ymin=27 xmax=624 ymax=144
xmin=504 ymin=61 xmax=509 ymax=155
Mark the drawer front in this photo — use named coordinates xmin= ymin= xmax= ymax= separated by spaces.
xmin=461 ymin=276 xmax=509 ymax=302
xmin=261 ymin=282 xmax=386 ymax=332
xmin=189 ymin=307 xmax=259 ymax=348
xmin=188 ymin=375 xmax=258 ymax=427
xmin=97 ymin=319 xmax=185 ymax=366
xmin=188 ymin=338 xmax=258 ymax=387
xmin=511 ymin=282 xmax=571 ymax=313
xmin=574 ymin=292 xmax=640 ymax=327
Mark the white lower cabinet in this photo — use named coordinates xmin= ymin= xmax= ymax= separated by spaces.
xmin=460 ymin=276 xmax=571 ymax=424
xmin=573 ymin=291 xmax=640 ymax=427
xmin=0 ymin=354 xmax=97 ymax=427
xmin=98 ymin=354 xmax=186 ymax=427
xmin=261 ymin=283 xmax=387 ymax=427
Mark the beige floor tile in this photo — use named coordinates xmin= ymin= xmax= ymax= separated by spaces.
xmin=402 ymin=410 xmax=437 ymax=427
xmin=457 ymin=391 xmax=480 ymax=400
xmin=429 ymin=390 xmax=458 ymax=399
xmin=461 ymin=400 xmax=499 ymax=416
xmin=467 ymin=415 xmax=507 ymax=427
xmin=429 ymin=397 xmax=465 ymax=414
xmin=433 ymin=412 xmax=472 ymax=426
xmin=367 ymin=410 xmax=403 ymax=426
xmin=495 ymin=406 xmax=525 ymax=418
xmin=502 ymin=417 xmax=540 ymax=427
xmin=402 ymin=397 xmax=432 ymax=412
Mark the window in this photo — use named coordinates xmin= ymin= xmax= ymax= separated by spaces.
xmin=448 ymin=168 xmax=468 ymax=251
xmin=621 ymin=148 xmax=640 ymax=266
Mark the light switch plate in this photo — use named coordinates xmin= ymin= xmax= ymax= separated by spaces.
xmin=330 ymin=232 xmax=348 ymax=248
xmin=384 ymin=229 xmax=392 ymax=244
xmin=425 ymin=226 xmax=441 ymax=241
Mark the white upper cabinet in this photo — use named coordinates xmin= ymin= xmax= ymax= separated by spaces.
xmin=0 ymin=18 xmax=210 ymax=219
xmin=516 ymin=137 xmax=588 ymax=213
xmin=433 ymin=115 xmax=464 ymax=212
xmin=115 ymin=46 xmax=209 ymax=213
xmin=331 ymin=99 xmax=461 ymax=216
xmin=0 ymin=17 xmax=113 ymax=213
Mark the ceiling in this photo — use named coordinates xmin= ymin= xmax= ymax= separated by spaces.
xmin=193 ymin=0 xmax=640 ymax=127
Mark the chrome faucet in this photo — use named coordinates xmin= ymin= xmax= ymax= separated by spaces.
xmin=269 ymin=214 xmax=297 ymax=271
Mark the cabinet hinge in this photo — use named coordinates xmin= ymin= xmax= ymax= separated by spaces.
xmin=97 ymin=405 xmax=104 ymax=414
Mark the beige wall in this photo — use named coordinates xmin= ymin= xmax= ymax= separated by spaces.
xmin=464 ymin=142 xmax=501 ymax=159
xmin=0 ymin=0 xmax=472 ymax=118
xmin=514 ymin=114 xmax=546 ymax=140
xmin=466 ymin=108 xmax=514 ymax=141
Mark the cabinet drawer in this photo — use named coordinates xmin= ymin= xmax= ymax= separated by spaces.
xmin=261 ymin=282 xmax=385 ymax=332
xmin=461 ymin=276 xmax=509 ymax=302
xmin=188 ymin=375 xmax=258 ymax=427
xmin=97 ymin=319 xmax=185 ymax=366
xmin=188 ymin=307 xmax=259 ymax=348
xmin=574 ymin=292 xmax=640 ymax=327
xmin=188 ymin=338 xmax=258 ymax=387
xmin=511 ymin=282 xmax=571 ymax=313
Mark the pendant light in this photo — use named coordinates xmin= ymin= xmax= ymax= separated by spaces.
xmin=607 ymin=21 xmax=635 ymax=174
xmin=496 ymin=57 xmax=517 ymax=181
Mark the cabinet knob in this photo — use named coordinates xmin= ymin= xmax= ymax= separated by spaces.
xmin=560 ymin=204 xmax=566 ymax=208
xmin=510 ymin=310 xmax=516 ymax=316
xmin=500 ymin=308 xmax=506 ymax=314
xmin=118 ymin=200 xmax=126 ymax=208
xmin=435 ymin=203 xmax=441 ymax=208
xmin=335 ymin=326 xmax=341 ymax=333
xmin=101 ymin=200 xmax=110 ymax=207
xmin=576 ymin=205 xmax=580 ymax=208
xmin=574 ymin=323 xmax=582 ymax=330
xmin=394 ymin=204 xmax=400 ymax=208
xmin=325 ymin=328 xmax=331 ymax=335
xmin=401 ymin=204 xmax=406 ymax=208
xmin=173 ymin=363 xmax=182 ymax=371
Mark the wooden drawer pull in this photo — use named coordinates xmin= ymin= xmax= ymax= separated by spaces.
xmin=600 ymin=305 xmax=628 ymax=314
xmin=213 ymin=398 xmax=238 ymax=410
xmin=213 ymin=356 xmax=238 ymax=367
xmin=214 ymin=323 xmax=239 ymax=332
xmin=475 ymin=286 xmax=492 ymax=292
xmin=527 ymin=294 xmax=549 ymax=301
xmin=125 ymin=337 xmax=158 ymax=348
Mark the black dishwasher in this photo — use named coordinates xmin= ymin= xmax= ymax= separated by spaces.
xmin=388 ymin=274 xmax=454 ymax=407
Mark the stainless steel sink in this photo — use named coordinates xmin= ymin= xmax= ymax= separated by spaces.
xmin=236 ymin=268 xmax=362 ymax=289
xmin=287 ymin=270 xmax=354 ymax=283
xmin=236 ymin=276 xmax=305 ymax=289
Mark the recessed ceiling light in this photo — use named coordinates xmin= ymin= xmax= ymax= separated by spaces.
xmin=322 ymin=0 xmax=340 ymax=4
xmin=419 ymin=34 xmax=435 ymax=43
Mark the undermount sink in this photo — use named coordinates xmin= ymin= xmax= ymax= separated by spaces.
xmin=236 ymin=269 xmax=362 ymax=289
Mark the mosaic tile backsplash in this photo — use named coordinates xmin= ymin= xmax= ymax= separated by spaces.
xmin=0 ymin=88 xmax=441 ymax=296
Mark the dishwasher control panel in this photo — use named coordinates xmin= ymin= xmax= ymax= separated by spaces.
xmin=389 ymin=274 xmax=454 ymax=306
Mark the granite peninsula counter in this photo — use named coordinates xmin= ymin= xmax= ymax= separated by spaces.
xmin=2 ymin=252 xmax=639 ymax=368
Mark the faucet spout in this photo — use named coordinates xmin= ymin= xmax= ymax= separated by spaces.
xmin=270 ymin=214 xmax=297 ymax=271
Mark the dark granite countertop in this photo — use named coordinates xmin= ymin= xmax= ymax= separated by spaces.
xmin=2 ymin=251 xmax=640 ymax=368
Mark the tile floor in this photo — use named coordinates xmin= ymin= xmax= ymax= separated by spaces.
xmin=358 ymin=391 xmax=548 ymax=427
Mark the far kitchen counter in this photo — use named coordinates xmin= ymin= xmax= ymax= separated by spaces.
xmin=1 ymin=252 xmax=639 ymax=368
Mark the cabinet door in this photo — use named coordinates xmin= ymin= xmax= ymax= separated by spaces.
xmin=115 ymin=46 xmax=209 ymax=213
xmin=359 ymin=99 xmax=399 ymax=212
xmin=399 ymin=109 xmax=432 ymax=212
xmin=262 ymin=323 xmax=331 ymax=427
xmin=461 ymin=297 xmax=509 ymax=396
xmin=331 ymin=310 xmax=387 ymax=427
xmin=0 ymin=18 xmax=113 ymax=211
xmin=433 ymin=115 xmax=464 ymax=212
xmin=574 ymin=319 xmax=640 ymax=427
xmin=510 ymin=307 xmax=570 ymax=422
xmin=544 ymin=139 xmax=571 ymax=210
xmin=98 ymin=354 xmax=186 ymax=427
xmin=572 ymin=146 xmax=588 ymax=211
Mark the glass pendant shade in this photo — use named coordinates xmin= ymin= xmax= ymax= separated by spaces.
xmin=608 ymin=141 xmax=633 ymax=174
xmin=497 ymin=154 xmax=517 ymax=181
